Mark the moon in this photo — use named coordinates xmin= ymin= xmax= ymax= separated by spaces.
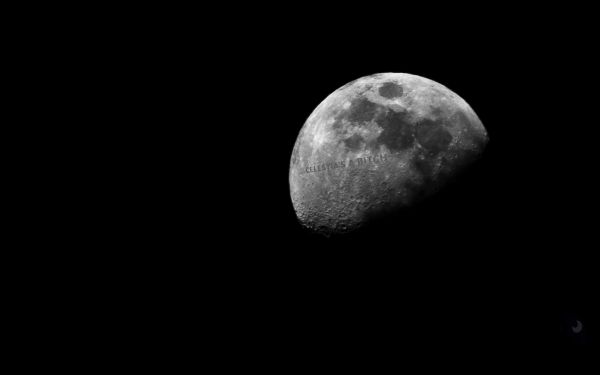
xmin=572 ymin=320 xmax=583 ymax=334
xmin=289 ymin=73 xmax=488 ymax=235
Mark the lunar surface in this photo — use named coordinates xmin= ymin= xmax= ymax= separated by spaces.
xmin=289 ymin=73 xmax=488 ymax=235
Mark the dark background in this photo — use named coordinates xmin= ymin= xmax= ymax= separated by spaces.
xmin=139 ymin=9 xmax=598 ymax=366
xmin=13 ymin=5 xmax=598 ymax=370
xmin=214 ymin=23 xmax=597 ymax=354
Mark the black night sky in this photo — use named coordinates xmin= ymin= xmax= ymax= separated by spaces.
xmin=145 ymin=8 xmax=598 ymax=367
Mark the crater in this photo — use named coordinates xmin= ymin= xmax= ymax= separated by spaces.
xmin=378 ymin=82 xmax=404 ymax=99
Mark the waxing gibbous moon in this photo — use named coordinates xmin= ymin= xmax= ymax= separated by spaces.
xmin=289 ymin=73 xmax=488 ymax=235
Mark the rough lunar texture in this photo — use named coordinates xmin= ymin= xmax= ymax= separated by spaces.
xmin=289 ymin=73 xmax=488 ymax=235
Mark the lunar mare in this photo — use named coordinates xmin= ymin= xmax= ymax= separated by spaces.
xmin=289 ymin=73 xmax=488 ymax=235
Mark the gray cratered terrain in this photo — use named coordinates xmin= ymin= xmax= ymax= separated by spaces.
xmin=289 ymin=73 xmax=488 ymax=235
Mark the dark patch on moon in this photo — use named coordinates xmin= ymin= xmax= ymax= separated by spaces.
xmin=378 ymin=82 xmax=404 ymax=98
xmin=344 ymin=134 xmax=364 ymax=150
xmin=375 ymin=110 xmax=415 ymax=152
xmin=452 ymin=110 xmax=485 ymax=142
xmin=403 ymin=178 xmax=426 ymax=202
xmin=346 ymin=97 xmax=380 ymax=123
xmin=453 ymin=110 xmax=472 ymax=130
xmin=430 ymin=106 xmax=444 ymax=118
xmin=415 ymin=119 xmax=453 ymax=155
xmin=413 ymin=154 xmax=435 ymax=179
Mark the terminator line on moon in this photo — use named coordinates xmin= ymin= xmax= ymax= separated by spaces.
xmin=289 ymin=73 xmax=488 ymax=235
